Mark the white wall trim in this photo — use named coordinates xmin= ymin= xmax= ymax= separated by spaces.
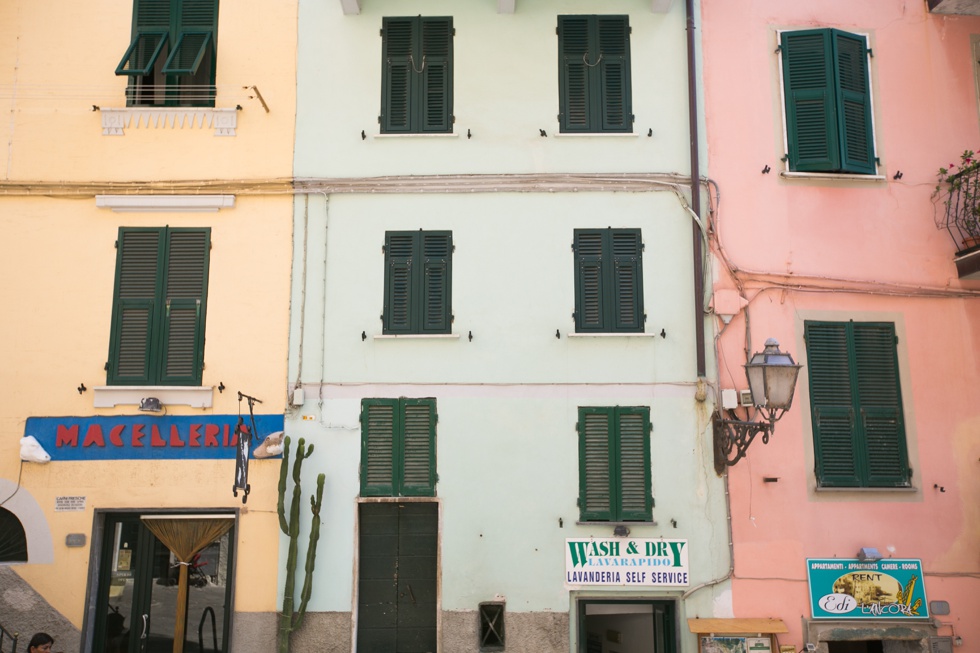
xmin=96 ymin=195 xmax=235 ymax=212
xmin=373 ymin=334 xmax=460 ymax=340
xmin=93 ymin=386 xmax=214 ymax=409
xmin=339 ymin=0 xmax=361 ymax=15
xmin=0 ymin=480 xmax=54 ymax=564
xmin=101 ymin=107 xmax=238 ymax=136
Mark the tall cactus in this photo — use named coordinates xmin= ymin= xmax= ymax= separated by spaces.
xmin=277 ymin=436 xmax=326 ymax=653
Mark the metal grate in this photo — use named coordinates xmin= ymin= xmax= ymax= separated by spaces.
xmin=479 ymin=602 xmax=505 ymax=651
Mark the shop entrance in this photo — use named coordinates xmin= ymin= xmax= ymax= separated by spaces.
xmin=91 ymin=513 xmax=235 ymax=653
xmin=578 ymin=599 xmax=676 ymax=653
xmin=828 ymin=643 xmax=884 ymax=653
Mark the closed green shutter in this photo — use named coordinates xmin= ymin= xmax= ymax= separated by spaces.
xmin=361 ymin=398 xmax=436 ymax=497
xmin=107 ymin=227 xmax=209 ymax=387
xmin=574 ymin=229 xmax=643 ymax=333
xmin=579 ymin=407 xmax=651 ymax=522
xmin=381 ymin=17 xmax=452 ymax=134
xmin=806 ymin=321 xmax=909 ymax=487
xmin=383 ymin=231 xmax=452 ymax=334
xmin=782 ymin=28 xmax=874 ymax=174
xmin=559 ymin=15 xmax=631 ymax=133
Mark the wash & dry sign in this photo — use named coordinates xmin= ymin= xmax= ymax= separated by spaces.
xmin=807 ymin=558 xmax=928 ymax=620
xmin=565 ymin=538 xmax=689 ymax=587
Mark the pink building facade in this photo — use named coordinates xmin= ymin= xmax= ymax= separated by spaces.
xmin=702 ymin=1 xmax=980 ymax=652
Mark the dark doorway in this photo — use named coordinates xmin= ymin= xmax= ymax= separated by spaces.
xmin=828 ymin=642 xmax=884 ymax=653
xmin=357 ymin=502 xmax=438 ymax=653
xmin=578 ymin=599 xmax=676 ymax=653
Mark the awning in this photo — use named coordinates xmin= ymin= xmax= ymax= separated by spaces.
xmin=688 ymin=618 xmax=789 ymax=635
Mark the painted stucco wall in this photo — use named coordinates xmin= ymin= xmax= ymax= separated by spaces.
xmin=0 ymin=1 xmax=297 ymax=650
xmin=702 ymin=0 xmax=980 ymax=649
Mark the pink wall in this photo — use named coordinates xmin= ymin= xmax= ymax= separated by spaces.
xmin=702 ymin=0 xmax=980 ymax=649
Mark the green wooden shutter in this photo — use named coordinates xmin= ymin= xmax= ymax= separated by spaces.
xmin=559 ymin=16 xmax=591 ymax=132
xmin=853 ymin=324 xmax=909 ymax=486
xmin=806 ymin=322 xmax=861 ymax=486
xmin=361 ymin=400 xmax=397 ymax=496
xmin=116 ymin=0 xmax=171 ymax=75
xmin=162 ymin=0 xmax=217 ymax=75
xmin=833 ymin=30 xmax=875 ymax=174
xmin=616 ymin=407 xmax=651 ymax=521
xmin=579 ymin=408 xmax=613 ymax=521
xmin=574 ymin=230 xmax=606 ymax=331
xmin=108 ymin=229 xmax=164 ymax=385
xmin=782 ymin=30 xmax=840 ymax=172
xmin=382 ymin=18 xmax=414 ymax=133
xmin=597 ymin=16 xmax=631 ymax=132
xmin=420 ymin=232 xmax=451 ymax=334
xmin=384 ymin=232 xmax=416 ymax=334
xmin=400 ymin=399 xmax=436 ymax=496
xmin=611 ymin=229 xmax=643 ymax=331
xmin=420 ymin=18 xmax=453 ymax=133
xmin=159 ymin=229 xmax=209 ymax=385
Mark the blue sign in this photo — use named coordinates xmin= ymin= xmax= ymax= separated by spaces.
xmin=24 ymin=415 xmax=284 ymax=461
xmin=807 ymin=559 xmax=928 ymax=620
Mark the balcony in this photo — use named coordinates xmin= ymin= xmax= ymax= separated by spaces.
xmin=928 ymin=0 xmax=980 ymax=14
xmin=935 ymin=153 xmax=980 ymax=279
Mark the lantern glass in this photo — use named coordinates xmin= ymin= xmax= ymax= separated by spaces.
xmin=743 ymin=339 xmax=802 ymax=410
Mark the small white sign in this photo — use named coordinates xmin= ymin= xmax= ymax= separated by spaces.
xmin=55 ymin=496 xmax=86 ymax=512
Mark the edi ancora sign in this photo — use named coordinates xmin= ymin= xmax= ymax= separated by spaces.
xmin=807 ymin=559 xmax=928 ymax=620
xmin=565 ymin=538 xmax=689 ymax=587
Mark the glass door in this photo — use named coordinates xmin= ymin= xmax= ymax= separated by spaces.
xmin=92 ymin=514 xmax=234 ymax=653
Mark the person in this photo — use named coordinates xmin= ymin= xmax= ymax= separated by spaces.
xmin=27 ymin=633 xmax=54 ymax=653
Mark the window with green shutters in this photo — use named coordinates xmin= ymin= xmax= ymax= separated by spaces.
xmin=107 ymin=227 xmax=210 ymax=387
xmin=573 ymin=228 xmax=644 ymax=333
xmin=558 ymin=15 xmax=633 ymax=133
xmin=116 ymin=0 xmax=218 ymax=107
xmin=578 ymin=407 xmax=652 ymax=522
xmin=381 ymin=17 xmax=453 ymax=134
xmin=360 ymin=399 xmax=437 ymax=497
xmin=383 ymin=231 xmax=452 ymax=334
xmin=804 ymin=321 xmax=911 ymax=488
xmin=780 ymin=28 xmax=876 ymax=174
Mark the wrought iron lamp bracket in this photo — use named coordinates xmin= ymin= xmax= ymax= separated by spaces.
xmin=713 ymin=409 xmax=775 ymax=475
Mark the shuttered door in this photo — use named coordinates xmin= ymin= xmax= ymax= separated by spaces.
xmin=833 ymin=31 xmax=875 ymax=174
xmin=574 ymin=229 xmax=643 ymax=333
xmin=357 ymin=502 xmax=437 ymax=653
xmin=361 ymin=401 xmax=397 ymax=496
xmin=579 ymin=407 xmax=652 ymax=522
xmin=159 ymin=229 xmax=209 ymax=385
xmin=616 ymin=408 xmax=651 ymax=521
xmin=361 ymin=399 xmax=436 ymax=497
xmin=400 ymin=400 xmax=436 ymax=496
xmin=109 ymin=229 xmax=164 ymax=385
xmin=382 ymin=17 xmax=452 ymax=134
xmin=559 ymin=15 xmax=631 ymax=133
xmin=782 ymin=30 xmax=839 ymax=172
xmin=579 ymin=408 xmax=613 ymax=521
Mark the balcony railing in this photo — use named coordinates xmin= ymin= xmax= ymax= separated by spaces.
xmin=936 ymin=161 xmax=980 ymax=254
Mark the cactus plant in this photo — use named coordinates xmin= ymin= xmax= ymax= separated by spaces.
xmin=277 ymin=436 xmax=326 ymax=653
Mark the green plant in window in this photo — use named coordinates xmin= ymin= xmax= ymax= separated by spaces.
xmin=935 ymin=149 xmax=980 ymax=244
xmin=277 ymin=436 xmax=325 ymax=653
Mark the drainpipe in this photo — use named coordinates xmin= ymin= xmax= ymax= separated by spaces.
xmin=686 ymin=0 xmax=706 ymax=377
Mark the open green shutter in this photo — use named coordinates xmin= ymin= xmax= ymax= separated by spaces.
xmin=116 ymin=0 xmax=171 ymax=76
xmin=579 ymin=408 xmax=613 ymax=521
xmin=833 ymin=31 xmax=875 ymax=174
xmin=159 ymin=229 xmax=209 ymax=386
xmin=597 ymin=16 xmax=631 ymax=133
xmin=782 ymin=30 xmax=839 ymax=172
xmin=616 ymin=408 xmax=651 ymax=521
xmin=420 ymin=18 xmax=452 ymax=133
xmin=420 ymin=232 xmax=452 ymax=334
xmin=853 ymin=324 xmax=909 ymax=486
xmin=806 ymin=322 xmax=861 ymax=486
xmin=559 ymin=16 xmax=591 ymax=132
xmin=362 ymin=400 xmax=397 ymax=496
xmin=382 ymin=18 xmax=414 ymax=133
xmin=108 ymin=229 xmax=164 ymax=385
xmin=400 ymin=399 xmax=436 ymax=496
xmin=384 ymin=232 xmax=416 ymax=334
xmin=574 ymin=230 xmax=606 ymax=331
xmin=611 ymin=230 xmax=643 ymax=331
xmin=162 ymin=0 xmax=217 ymax=74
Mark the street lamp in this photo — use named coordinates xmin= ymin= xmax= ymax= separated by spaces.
xmin=713 ymin=338 xmax=802 ymax=474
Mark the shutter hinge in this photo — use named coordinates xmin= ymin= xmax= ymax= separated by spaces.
xmin=377 ymin=115 xmax=381 ymax=124
xmin=631 ymin=114 xmax=635 ymax=123
xmin=104 ymin=361 xmax=110 ymax=371
xmin=556 ymin=26 xmax=559 ymax=36
xmin=643 ymin=313 xmax=648 ymax=323
xmin=452 ymin=28 xmax=456 ymax=36
xmin=895 ymin=334 xmax=899 ymax=344
xmin=781 ymin=154 xmax=789 ymax=162
xmin=572 ymin=312 xmax=577 ymax=320
xmin=651 ymin=497 xmax=655 ymax=508
xmin=875 ymin=157 xmax=881 ymax=165
xmin=452 ymin=115 xmax=456 ymax=124
xmin=114 ymin=240 xmax=119 ymax=249
xmin=774 ymin=44 xmax=782 ymax=54
xmin=866 ymin=48 xmax=874 ymax=58
xmin=379 ymin=28 xmax=384 ymax=36
xmin=382 ymin=244 xmax=386 ymax=254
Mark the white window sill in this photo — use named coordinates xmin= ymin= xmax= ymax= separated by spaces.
xmin=100 ymin=107 xmax=238 ymax=136
xmin=780 ymin=171 xmax=886 ymax=182
xmin=567 ymin=332 xmax=657 ymax=338
xmin=93 ymin=386 xmax=214 ymax=409
xmin=554 ymin=132 xmax=640 ymax=138
xmin=815 ymin=485 xmax=917 ymax=493
xmin=373 ymin=334 xmax=460 ymax=339
xmin=373 ymin=133 xmax=459 ymax=139
xmin=96 ymin=195 xmax=235 ymax=213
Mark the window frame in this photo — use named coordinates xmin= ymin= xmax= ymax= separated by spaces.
xmin=572 ymin=228 xmax=644 ymax=333
xmin=360 ymin=398 xmax=437 ymax=497
xmin=804 ymin=320 xmax=911 ymax=488
xmin=557 ymin=14 xmax=633 ymax=134
xmin=380 ymin=16 xmax=454 ymax=134
xmin=382 ymin=230 xmax=453 ymax=335
xmin=577 ymin=406 xmax=652 ymax=522
xmin=106 ymin=227 xmax=211 ymax=387
xmin=777 ymin=27 xmax=878 ymax=176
